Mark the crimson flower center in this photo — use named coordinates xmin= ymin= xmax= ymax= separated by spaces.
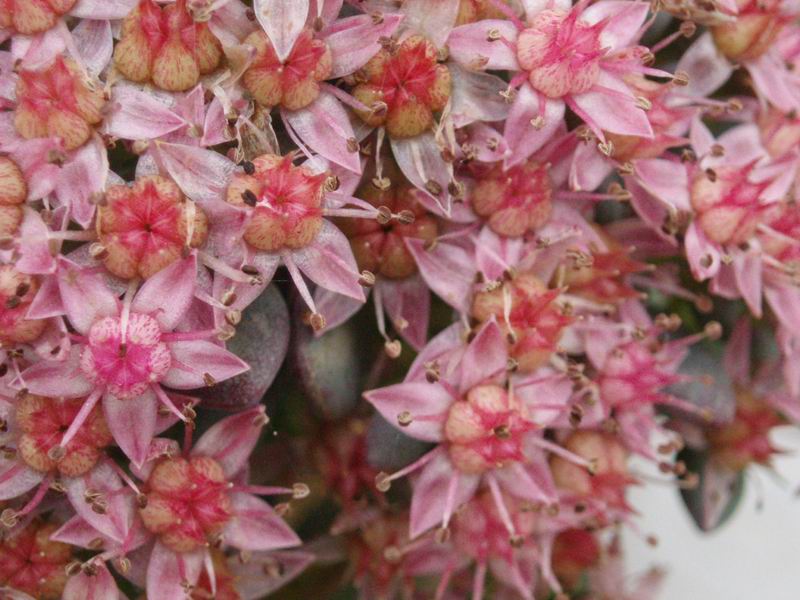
xmin=444 ymin=384 xmax=535 ymax=474
xmin=516 ymin=9 xmax=604 ymax=98
xmin=80 ymin=313 xmax=172 ymax=400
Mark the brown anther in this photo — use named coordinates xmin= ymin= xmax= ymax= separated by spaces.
xmin=274 ymin=502 xmax=291 ymax=517
xmin=727 ymin=98 xmax=743 ymax=112
xmin=569 ymin=404 xmax=584 ymax=427
xmin=14 ymin=282 xmax=30 ymax=297
xmin=324 ymin=175 xmax=340 ymax=192
xmin=91 ymin=499 xmax=108 ymax=515
xmin=313 ymin=15 xmax=325 ymax=30
xmin=82 ymin=561 xmax=99 ymax=576
xmin=509 ymin=534 xmax=525 ymax=548
xmin=397 ymin=411 xmax=413 ymax=426
xmin=635 ymin=96 xmax=652 ymax=111
xmin=347 ymin=137 xmax=360 ymax=153
xmin=375 ymin=472 xmax=391 ymax=492
xmin=239 ymin=160 xmax=256 ymax=175
xmin=574 ymin=502 xmax=587 ymax=513
xmin=617 ymin=161 xmax=635 ymax=176
xmin=137 ymin=493 xmax=148 ymax=509
xmin=88 ymin=242 xmax=108 ymax=260
xmin=679 ymin=20 xmax=697 ymax=37
xmin=434 ymin=526 xmax=451 ymax=544
xmin=203 ymin=372 xmax=217 ymax=387
xmin=425 ymin=361 xmax=440 ymax=383
xmin=116 ymin=557 xmax=131 ymax=574
xmin=225 ymin=310 xmax=242 ymax=327
xmin=586 ymin=458 xmax=599 ymax=475
xmin=66 ymin=561 xmax=83 ymax=577
xmin=486 ymin=28 xmax=501 ymax=41
xmin=695 ymin=294 xmax=713 ymax=313
xmin=376 ymin=205 xmax=393 ymax=225
xmin=372 ymin=176 xmax=391 ymax=190
xmin=448 ymin=180 xmax=465 ymax=199
xmin=370 ymin=11 xmax=384 ymax=24
xmin=241 ymin=264 xmax=260 ymax=276
xmin=384 ymin=339 xmax=402 ymax=358
xmin=48 ymin=445 xmax=66 ymax=462
xmin=710 ymin=143 xmax=725 ymax=157
xmin=440 ymin=147 xmax=456 ymax=163
xmin=646 ymin=534 xmax=659 ymax=546
xmin=506 ymin=357 xmax=519 ymax=372
xmin=672 ymin=70 xmax=690 ymax=86
xmin=425 ymin=179 xmax=443 ymax=196
xmin=383 ymin=545 xmax=402 ymax=562
xmin=242 ymin=189 xmax=258 ymax=207
xmin=493 ymin=424 xmax=511 ymax=439
xmin=0 ymin=508 xmax=18 ymax=528
xmin=597 ymin=140 xmax=614 ymax=157
xmin=251 ymin=410 xmax=270 ymax=428
xmin=221 ymin=289 xmax=237 ymax=307
xmin=292 ymin=482 xmax=310 ymax=499
xmin=396 ymin=209 xmax=415 ymax=225
xmin=359 ymin=270 xmax=376 ymax=287
xmin=530 ymin=115 xmax=545 ymax=130
xmin=308 ymin=313 xmax=326 ymax=331
xmin=704 ymin=321 xmax=722 ymax=340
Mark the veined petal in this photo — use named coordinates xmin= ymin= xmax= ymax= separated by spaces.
xmin=224 ymin=492 xmax=302 ymax=551
xmin=22 ymin=346 xmax=94 ymax=398
xmin=448 ymin=20 xmax=520 ymax=71
xmin=504 ymin=85 xmax=564 ymax=168
xmin=103 ymin=390 xmax=158 ymax=469
xmin=458 ymin=320 xmax=508 ymax=393
xmin=104 ymin=85 xmax=186 ymax=141
xmin=191 ymin=406 xmax=267 ymax=478
xmin=364 ymin=381 xmax=454 ymax=442
xmin=162 ymin=341 xmax=250 ymax=390
xmin=405 ymin=238 xmax=475 ymax=313
xmin=322 ymin=13 xmax=404 ymax=78
xmin=146 ymin=542 xmax=204 ymax=600
xmin=253 ymin=0 xmax=310 ymax=63
xmin=57 ymin=257 xmax=119 ymax=335
xmin=131 ymin=255 xmax=197 ymax=331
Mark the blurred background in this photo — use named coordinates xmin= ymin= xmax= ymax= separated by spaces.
xmin=625 ymin=426 xmax=800 ymax=599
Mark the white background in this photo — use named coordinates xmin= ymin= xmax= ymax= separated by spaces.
xmin=624 ymin=426 xmax=800 ymax=599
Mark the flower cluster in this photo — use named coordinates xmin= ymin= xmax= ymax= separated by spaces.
xmin=0 ymin=0 xmax=798 ymax=598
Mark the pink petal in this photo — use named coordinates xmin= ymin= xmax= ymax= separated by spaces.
xmin=191 ymin=406 xmax=267 ymax=477
xmin=162 ymin=340 xmax=250 ymax=390
xmin=290 ymin=220 xmax=365 ymax=301
xmin=71 ymin=18 xmax=113 ymax=75
xmin=57 ymin=257 xmax=119 ymax=334
xmin=131 ymin=255 xmax=197 ymax=331
xmin=458 ymin=320 xmax=507 ymax=393
xmin=633 ymin=158 xmax=690 ymax=211
xmin=56 ymin=136 xmax=108 ymax=228
xmin=448 ymin=20 xmax=520 ymax=70
xmin=569 ymin=140 xmax=613 ymax=192
xmin=322 ymin=13 xmax=404 ymax=78
xmin=409 ymin=451 xmax=479 ymax=538
xmin=449 ymin=65 xmax=512 ymax=127
xmin=27 ymin=273 xmax=64 ymax=319
xmin=232 ymin=550 xmax=315 ymax=599
xmin=14 ymin=208 xmax=57 ymax=275
xmin=71 ymin=0 xmax=138 ymax=19
xmin=581 ymin=0 xmax=650 ymax=51
xmin=0 ymin=458 xmax=43 ymax=500
xmin=399 ymin=0 xmax=459 ymax=48
xmin=364 ymin=381 xmax=454 ymax=442
xmin=723 ymin=318 xmax=751 ymax=386
xmin=765 ymin=282 xmax=800 ymax=333
xmin=103 ymin=390 xmax=158 ymax=469
xmin=65 ymin=462 xmax=136 ymax=544
xmin=504 ymin=85 xmax=564 ymax=168
xmin=405 ymin=238 xmax=475 ymax=313
xmin=475 ymin=226 xmax=524 ymax=281
xmin=379 ymin=276 xmax=430 ymax=351
xmin=747 ymin=53 xmax=800 ymax=113
xmin=156 ymin=142 xmax=237 ymax=204
xmin=676 ymin=32 xmax=733 ymax=98
xmin=63 ymin=564 xmax=119 ymax=600
xmin=406 ymin=322 xmax=464 ymax=382
xmin=254 ymin=0 xmax=310 ymax=62
xmin=732 ymin=248 xmax=762 ymax=317
xmin=313 ymin=287 xmax=365 ymax=333
xmin=460 ymin=122 xmax=509 ymax=163
xmin=493 ymin=454 xmax=557 ymax=503
xmin=684 ymin=222 xmax=720 ymax=281
xmin=209 ymin=0 xmax=254 ymax=45
xmin=522 ymin=0 xmax=571 ymax=20
xmin=22 ymin=347 xmax=95 ymax=398
xmin=281 ymin=91 xmax=361 ymax=173
xmin=390 ymin=133 xmax=451 ymax=215
xmin=224 ymin=492 xmax=302 ymax=551
xmin=571 ymin=72 xmax=653 ymax=138
xmin=52 ymin=515 xmax=112 ymax=548
xmin=104 ymin=86 xmax=186 ymax=141
xmin=146 ymin=542 xmax=204 ymax=600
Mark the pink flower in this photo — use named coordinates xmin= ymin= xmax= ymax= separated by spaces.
xmin=19 ymin=255 xmax=248 ymax=468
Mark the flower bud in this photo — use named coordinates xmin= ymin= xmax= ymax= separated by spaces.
xmin=0 ymin=267 xmax=47 ymax=344
xmin=0 ymin=0 xmax=76 ymax=35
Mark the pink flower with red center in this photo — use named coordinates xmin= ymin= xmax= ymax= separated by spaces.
xmin=365 ymin=321 xmax=590 ymax=539
xmin=12 ymin=56 xmax=106 ymax=152
xmin=469 ymin=159 xmax=553 ymax=237
xmin=448 ymin=0 xmax=659 ymax=165
xmin=351 ymin=35 xmax=452 ymax=139
xmin=133 ymin=407 xmax=303 ymax=598
xmin=19 ymin=255 xmax=248 ymax=467
xmin=0 ymin=518 xmax=72 ymax=599
xmin=113 ymin=0 xmax=223 ymax=93
xmin=97 ymin=175 xmax=210 ymax=280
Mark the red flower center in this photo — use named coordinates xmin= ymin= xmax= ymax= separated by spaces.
xmin=444 ymin=384 xmax=536 ymax=474
xmin=516 ymin=9 xmax=605 ymax=99
xmin=0 ymin=0 xmax=77 ymax=35
xmin=0 ymin=520 xmax=72 ymax=600
xmin=80 ymin=313 xmax=172 ymax=399
xmin=226 ymin=154 xmax=327 ymax=252
xmin=98 ymin=175 xmax=208 ymax=280
xmin=139 ymin=455 xmax=233 ymax=553
xmin=16 ymin=393 xmax=113 ymax=477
